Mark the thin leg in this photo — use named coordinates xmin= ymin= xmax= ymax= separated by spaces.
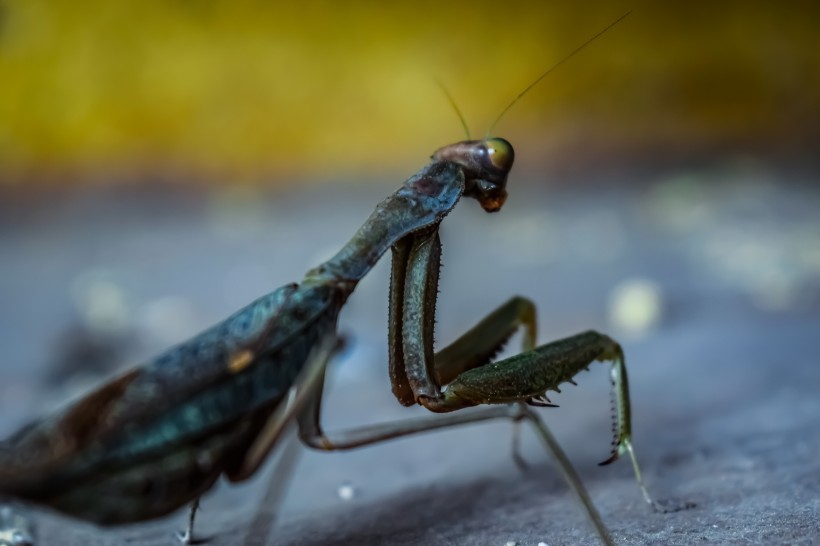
xmin=622 ymin=438 xmax=695 ymax=513
xmin=226 ymin=332 xmax=340 ymax=545
xmin=520 ymin=407 xmax=612 ymax=545
xmin=242 ymin=429 xmax=304 ymax=546
xmin=177 ymin=497 xmax=202 ymax=545
xmin=596 ymin=352 xmax=660 ymax=510
xmin=595 ymin=344 xmax=694 ymax=512
xmin=297 ymin=368 xmax=613 ymax=544
xmin=231 ymin=331 xmax=341 ymax=481
xmin=301 ymin=403 xmax=522 ymax=449
xmin=511 ymin=402 xmax=530 ymax=471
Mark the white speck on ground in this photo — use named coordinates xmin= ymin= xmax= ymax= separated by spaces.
xmin=337 ymin=482 xmax=356 ymax=501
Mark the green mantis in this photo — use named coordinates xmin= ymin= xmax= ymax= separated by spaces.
xmin=0 ymin=11 xmax=689 ymax=546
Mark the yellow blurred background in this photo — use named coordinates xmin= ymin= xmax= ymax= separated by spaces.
xmin=1 ymin=0 xmax=818 ymax=187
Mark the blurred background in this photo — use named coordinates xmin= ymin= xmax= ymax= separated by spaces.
xmin=1 ymin=0 xmax=818 ymax=185
xmin=1 ymin=1 xmax=819 ymax=544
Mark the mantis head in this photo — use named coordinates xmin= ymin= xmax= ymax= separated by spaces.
xmin=430 ymin=11 xmax=631 ymax=215
xmin=431 ymin=137 xmax=514 ymax=212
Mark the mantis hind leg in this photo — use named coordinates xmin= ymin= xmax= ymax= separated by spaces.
xmin=296 ymin=350 xmax=615 ymax=544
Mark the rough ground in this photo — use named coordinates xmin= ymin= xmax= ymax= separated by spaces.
xmin=1 ymin=165 xmax=818 ymax=545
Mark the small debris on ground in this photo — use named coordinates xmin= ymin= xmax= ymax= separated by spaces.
xmin=337 ymin=482 xmax=356 ymax=501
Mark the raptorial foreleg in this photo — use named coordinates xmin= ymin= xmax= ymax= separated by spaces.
xmin=429 ymin=329 xmax=661 ymax=510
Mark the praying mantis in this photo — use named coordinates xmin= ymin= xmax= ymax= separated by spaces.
xmin=0 ymin=11 xmax=690 ymax=546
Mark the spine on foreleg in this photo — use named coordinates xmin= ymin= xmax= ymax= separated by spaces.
xmin=440 ymin=330 xmax=620 ymax=407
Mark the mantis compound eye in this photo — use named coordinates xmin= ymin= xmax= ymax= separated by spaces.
xmin=484 ymin=137 xmax=514 ymax=173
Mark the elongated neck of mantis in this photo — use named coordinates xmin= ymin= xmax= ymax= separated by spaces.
xmin=304 ymin=161 xmax=464 ymax=287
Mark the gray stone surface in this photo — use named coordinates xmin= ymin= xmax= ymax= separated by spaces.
xmin=1 ymin=164 xmax=819 ymax=545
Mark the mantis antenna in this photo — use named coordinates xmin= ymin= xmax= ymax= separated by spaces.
xmin=437 ymin=78 xmax=472 ymax=140
xmin=486 ymin=10 xmax=633 ymax=136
